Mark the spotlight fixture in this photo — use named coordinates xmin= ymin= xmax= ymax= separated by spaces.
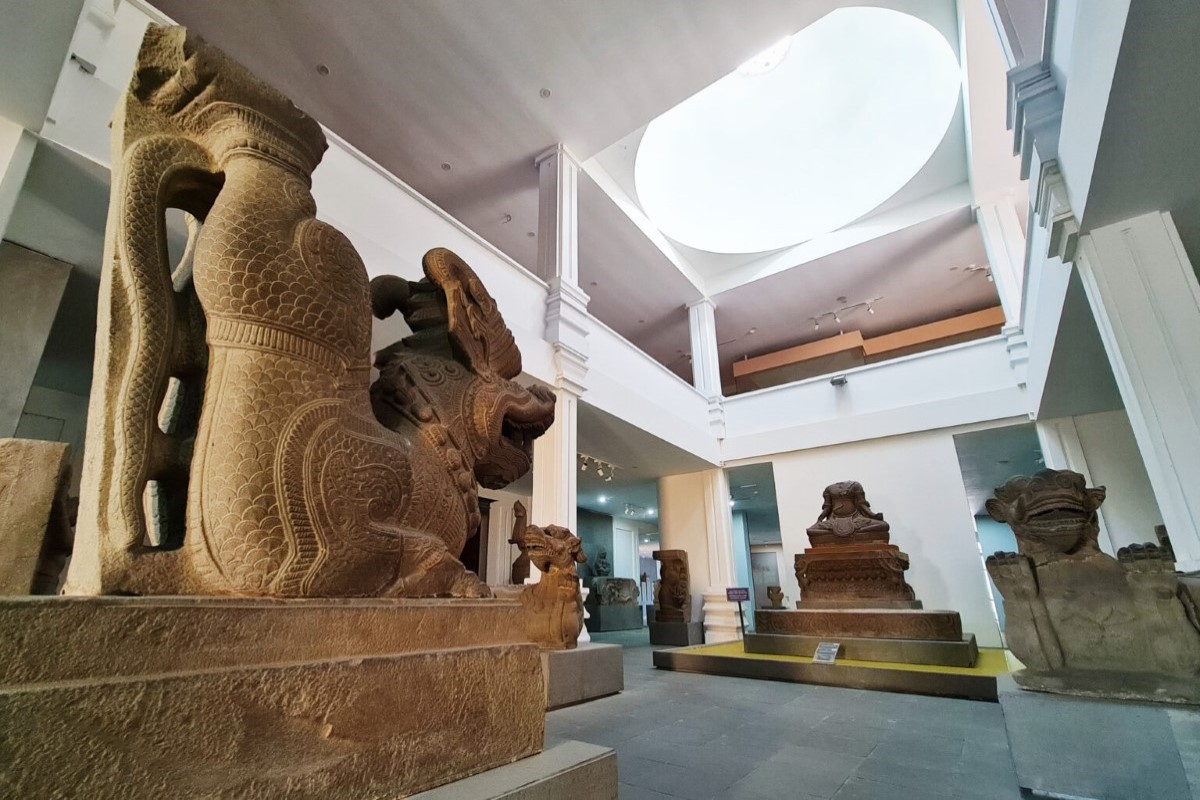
xmin=814 ymin=320 xmax=820 ymax=331
xmin=830 ymin=374 xmax=848 ymax=387
xmin=833 ymin=313 xmax=841 ymax=324
xmin=440 ymin=162 xmax=451 ymax=171
xmin=500 ymin=214 xmax=512 ymax=224
xmin=315 ymin=64 xmax=330 ymax=76
xmin=987 ymin=270 xmax=994 ymax=283
xmin=867 ymin=304 xmax=875 ymax=315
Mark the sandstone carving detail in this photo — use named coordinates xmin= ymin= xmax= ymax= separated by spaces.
xmin=507 ymin=501 xmax=586 ymax=650
xmin=65 ymin=26 xmax=553 ymax=598
xmin=986 ymin=469 xmax=1200 ymax=702
xmin=0 ymin=439 xmax=74 ymax=595
xmin=652 ymin=549 xmax=690 ymax=623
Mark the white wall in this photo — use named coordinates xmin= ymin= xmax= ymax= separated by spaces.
xmin=16 ymin=384 xmax=90 ymax=497
xmin=1073 ymin=409 xmax=1164 ymax=549
xmin=723 ymin=337 xmax=1026 ymax=461
xmin=736 ymin=426 xmax=1006 ymax=648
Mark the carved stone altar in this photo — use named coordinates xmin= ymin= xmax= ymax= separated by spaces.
xmin=985 ymin=469 xmax=1200 ymax=703
xmin=2 ymin=24 xmax=616 ymax=798
xmin=749 ymin=481 xmax=977 ymax=670
xmin=648 ymin=549 xmax=702 ymax=646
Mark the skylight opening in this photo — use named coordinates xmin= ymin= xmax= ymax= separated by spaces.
xmin=634 ymin=7 xmax=962 ymax=255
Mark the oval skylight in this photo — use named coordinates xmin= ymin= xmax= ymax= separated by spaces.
xmin=634 ymin=7 xmax=962 ymax=254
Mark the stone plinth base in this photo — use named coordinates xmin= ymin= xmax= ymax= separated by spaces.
xmin=649 ymin=620 xmax=704 ymax=647
xmin=997 ymin=675 xmax=1200 ymax=799
xmin=586 ymin=604 xmax=643 ymax=631
xmin=543 ymin=643 xmax=624 ymax=710
xmin=797 ymin=598 xmax=923 ymax=610
xmin=412 ymin=740 xmax=617 ymax=799
xmin=745 ymin=632 xmax=978 ymax=667
xmin=755 ymin=608 xmax=962 ymax=641
xmin=0 ymin=596 xmax=544 ymax=798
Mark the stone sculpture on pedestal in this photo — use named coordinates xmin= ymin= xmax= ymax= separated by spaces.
xmin=65 ymin=22 xmax=555 ymax=600
xmin=507 ymin=501 xmax=586 ymax=650
xmin=795 ymin=481 xmax=916 ymax=607
xmin=652 ymin=549 xmax=690 ymax=623
xmin=0 ymin=25 xmax=599 ymax=798
xmin=766 ymin=586 xmax=785 ymax=609
xmin=585 ymin=575 xmax=642 ymax=631
xmin=648 ymin=549 xmax=704 ymax=645
xmin=749 ymin=480 xmax=978 ymax=675
xmin=985 ymin=469 xmax=1200 ymax=703
xmin=592 ymin=548 xmax=612 ymax=577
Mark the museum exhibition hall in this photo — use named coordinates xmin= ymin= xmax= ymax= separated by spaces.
xmin=2 ymin=0 xmax=1200 ymax=798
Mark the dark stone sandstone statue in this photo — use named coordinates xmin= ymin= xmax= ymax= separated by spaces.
xmin=65 ymin=25 xmax=554 ymax=599
xmin=652 ymin=549 xmax=690 ymax=623
xmin=506 ymin=502 xmax=585 ymax=650
xmin=986 ymin=469 xmax=1200 ymax=702
xmin=795 ymin=481 xmax=915 ymax=607
xmin=592 ymin=548 xmax=612 ymax=577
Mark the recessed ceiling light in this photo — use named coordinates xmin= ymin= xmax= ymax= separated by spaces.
xmin=539 ymin=88 xmax=552 ymax=98
xmin=598 ymin=494 xmax=607 ymax=503
xmin=316 ymin=64 xmax=329 ymax=76
xmin=501 ymin=213 xmax=512 ymax=224
xmin=441 ymin=162 xmax=451 ymax=171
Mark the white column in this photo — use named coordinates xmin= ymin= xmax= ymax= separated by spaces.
xmin=687 ymin=298 xmax=720 ymax=397
xmin=658 ymin=469 xmax=741 ymax=642
xmin=1074 ymin=211 xmax=1200 ymax=571
xmin=535 ymin=144 xmax=580 ymax=287
xmin=531 ymin=388 xmax=579 ymax=532
xmin=0 ymin=119 xmax=36 ymax=240
xmin=531 ymin=143 xmax=588 ymax=537
xmin=976 ymin=198 xmax=1027 ymax=325
xmin=1035 ymin=417 xmax=1117 ymax=554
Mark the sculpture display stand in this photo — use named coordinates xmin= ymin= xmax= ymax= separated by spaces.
xmin=2 ymin=25 xmax=615 ymax=798
xmin=585 ymin=577 xmax=642 ymax=631
xmin=649 ymin=549 xmax=703 ymax=646
xmin=749 ymin=481 xmax=978 ymax=668
xmin=494 ymin=504 xmax=623 ymax=710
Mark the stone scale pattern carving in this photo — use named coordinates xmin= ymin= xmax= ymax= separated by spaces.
xmin=65 ymin=25 xmax=555 ymax=599
xmin=986 ymin=469 xmax=1200 ymax=702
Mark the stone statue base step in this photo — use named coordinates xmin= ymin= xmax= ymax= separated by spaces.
xmin=997 ymin=674 xmax=1200 ymax=799
xmin=412 ymin=740 xmax=617 ymax=799
xmin=745 ymin=632 xmax=978 ymax=667
xmin=796 ymin=598 xmax=923 ymax=610
xmin=543 ymin=643 xmax=624 ymax=710
xmin=755 ymin=608 xmax=963 ymax=641
xmin=585 ymin=604 xmax=643 ymax=631
xmin=649 ymin=620 xmax=705 ymax=647
xmin=0 ymin=596 xmax=545 ymax=798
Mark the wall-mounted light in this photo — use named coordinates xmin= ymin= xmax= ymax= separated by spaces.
xmin=830 ymin=374 xmax=848 ymax=387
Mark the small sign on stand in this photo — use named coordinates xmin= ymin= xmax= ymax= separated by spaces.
xmin=726 ymin=587 xmax=750 ymax=649
xmin=813 ymin=641 xmax=841 ymax=664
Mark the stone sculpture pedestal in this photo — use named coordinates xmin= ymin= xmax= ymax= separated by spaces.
xmin=649 ymin=621 xmax=705 ymax=646
xmin=997 ymin=675 xmax=1200 ymax=800
xmin=585 ymin=577 xmax=642 ymax=631
xmin=542 ymin=643 xmax=625 ymax=710
xmin=794 ymin=543 xmax=918 ymax=608
xmin=0 ymin=596 xmax=567 ymax=798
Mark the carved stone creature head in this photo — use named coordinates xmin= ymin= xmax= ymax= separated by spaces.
xmin=986 ymin=469 xmax=1107 ymax=556
xmin=371 ymin=249 xmax=556 ymax=490
xmin=508 ymin=502 xmax=586 ymax=576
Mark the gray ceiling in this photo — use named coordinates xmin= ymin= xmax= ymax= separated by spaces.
xmin=711 ymin=207 xmax=998 ymax=385
xmin=150 ymin=0 xmax=983 ymax=381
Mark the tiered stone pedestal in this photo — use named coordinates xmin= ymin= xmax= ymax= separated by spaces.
xmin=649 ymin=620 xmax=705 ymax=646
xmin=794 ymin=542 xmax=916 ymax=607
xmin=748 ymin=608 xmax=978 ymax=668
xmin=997 ymin=675 xmax=1200 ymax=799
xmin=543 ymin=642 xmax=624 ymax=710
xmin=0 ymin=596 xmax=615 ymax=798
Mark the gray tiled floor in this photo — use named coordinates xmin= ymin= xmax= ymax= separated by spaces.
xmin=547 ymin=630 xmax=1022 ymax=800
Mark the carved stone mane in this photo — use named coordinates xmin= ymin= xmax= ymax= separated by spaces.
xmin=66 ymin=26 xmax=553 ymax=599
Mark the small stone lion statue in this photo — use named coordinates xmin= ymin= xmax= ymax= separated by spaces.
xmin=507 ymin=501 xmax=586 ymax=650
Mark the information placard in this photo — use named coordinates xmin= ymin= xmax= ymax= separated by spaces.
xmin=725 ymin=587 xmax=750 ymax=602
xmin=813 ymin=642 xmax=841 ymax=664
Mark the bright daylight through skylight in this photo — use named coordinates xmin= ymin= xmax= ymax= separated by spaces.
xmin=634 ymin=7 xmax=962 ymax=254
